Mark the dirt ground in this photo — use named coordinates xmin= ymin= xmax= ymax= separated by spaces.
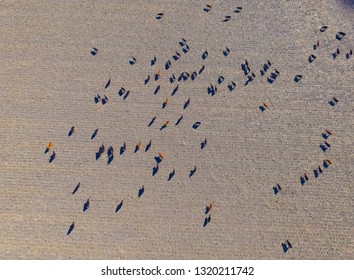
xmin=0 ymin=0 xmax=353 ymax=259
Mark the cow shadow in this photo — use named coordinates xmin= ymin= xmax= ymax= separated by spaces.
xmin=115 ymin=200 xmax=123 ymax=213
xmin=138 ymin=186 xmax=145 ymax=198
xmin=152 ymin=165 xmax=159 ymax=176
xmin=67 ymin=222 xmax=75 ymax=236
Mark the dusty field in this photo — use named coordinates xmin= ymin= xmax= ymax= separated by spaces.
xmin=0 ymin=0 xmax=353 ymax=259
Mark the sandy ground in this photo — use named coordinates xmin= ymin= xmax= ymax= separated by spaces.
xmin=0 ymin=0 xmax=353 ymax=259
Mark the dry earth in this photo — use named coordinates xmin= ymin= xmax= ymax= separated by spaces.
xmin=0 ymin=0 xmax=353 ymax=259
